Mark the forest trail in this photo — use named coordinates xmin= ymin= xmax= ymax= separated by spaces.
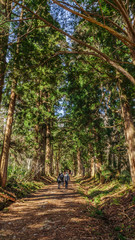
xmin=0 ymin=179 xmax=119 ymax=240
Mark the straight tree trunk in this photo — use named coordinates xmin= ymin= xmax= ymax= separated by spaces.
xmin=45 ymin=121 xmax=51 ymax=175
xmin=121 ymin=99 xmax=135 ymax=185
xmin=40 ymin=126 xmax=46 ymax=175
xmin=73 ymin=152 xmax=77 ymax=176
xmin=77 ymin=148 xmax=82 ymax=176
xmin=0 ymin=79 xmax=16 ymax=187
xmin=56 ymin=152 xmax=59 ymax=176
xmin=33 ymin=124 xmax=41 ymax=179
xmin=33 ymin=80 xmax=44 ymax=178
xmin=0 ymin=4 xmax=23 ymax=187
xmin=53 ymin=152 xmax=58 ymax=176
xmin=85 ymin=155 xmax=91 ymax=177
xmin=49 ymin=143 xmax=53 ymax=175
xmin=91 ymin=157 xmax=96 ymax=178
xmin=0 ymin=0 xmax=12 ymax=103
xmin=118 ymin=79 xmax=135 ymax=185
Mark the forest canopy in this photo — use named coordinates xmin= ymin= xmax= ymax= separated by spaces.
xmin=0 ymin=0 xmax=135 ymax=187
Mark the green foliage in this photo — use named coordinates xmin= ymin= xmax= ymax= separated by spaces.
xmin=1 ymin=0 xmax=135 ymax=188
xmin=6 ymin=177 xmax=44 ymax=198
xmin=111 ymin=198 xmax=120 ymax=205
xmin=100 ymin=164 xmax=116 ymax=182
xmin=118 ymin=170 xmax=131 ymax=184
xmin=7 ymin=165 xmax=27 ymax=182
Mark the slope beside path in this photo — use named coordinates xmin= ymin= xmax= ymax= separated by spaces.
xmin=0 ymin=179 xmax=117 ymax=240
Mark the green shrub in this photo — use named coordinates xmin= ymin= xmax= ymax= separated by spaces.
xmin=7 ymin=164 xmax=28 ymax=182
xmin=118 ymin=170 xmax=131 ymax=184
xmin=100 ymin=164 xmax=116 ymax=183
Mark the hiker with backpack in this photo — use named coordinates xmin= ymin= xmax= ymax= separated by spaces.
xmin=60 ymin=172 xmax=64 ymax=186
xmin=57 ymin=173 xmax=61 ymax=189
xmin=64 ymin=172 xmax=70 ymax=189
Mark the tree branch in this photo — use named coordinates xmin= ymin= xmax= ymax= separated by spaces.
xmin=13 ymin=0 xmax=135 ymax=85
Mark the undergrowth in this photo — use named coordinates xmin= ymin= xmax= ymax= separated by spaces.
xmin=76 ymin=176 xmax=135 ymax=240
xmin=76 ymin=177 xmax=132 ymax=206
xmin=6 ymin=178 xmax=45 ymax=198
xmin=0 ymin=166 xmax=56 ymax=211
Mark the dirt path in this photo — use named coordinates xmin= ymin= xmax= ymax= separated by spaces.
xmin=0 ymin=179 xmax=116 ymax=240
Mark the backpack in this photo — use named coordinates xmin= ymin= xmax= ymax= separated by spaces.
xmin=60 ymin=173 xmax=64 ymax=181
xmin=57 ymin=176 xmax=61 ymax=183
xmin=65 ymin=174 xmax=68 ymax=182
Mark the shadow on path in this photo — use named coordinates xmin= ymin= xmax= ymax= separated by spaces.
xmin=0 ymin=180 xmax=117 ymax=240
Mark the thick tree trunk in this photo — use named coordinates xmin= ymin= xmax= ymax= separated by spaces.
xmin=121 ymin=100 xmax=135 ymax=185
xmin=118 ymin=78 xmax=135 ymax=185
xmin=0 ymin=79 xmax=16 ymax=187
xmin=91 ymin=157 xmax=96 ymax=177
xmin=0 ymin=4 xmax=24 ymax=187
xmin=0 ymin=33 xmax=7 ymax=103
xmin=0 ymin=0 xmax=12 ymax=103
xmin=33 ymin=81 xmax=46 ymax=178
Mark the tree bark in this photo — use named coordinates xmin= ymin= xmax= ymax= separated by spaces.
xmin=54 ymin=151 xmax=59 ymax=176
xmin=49 ymin=143 xmax=53 ymax=175
xmin=77 ymin=148 xmax=82 ymax=176
xmin=32 ymin=124 xmax=41 ymax=179
xmin=0 ymin=79 xmax=16 ymax=187
xmin=0 ymin=0 xmax=12 ymax=103
xmin=45 ymin=121 xmax=51 ymax=175
xmin=73 ymin=152 xmax=77 ymax=176
xmin=55 ymin=149 xmax=60 ymax=176
xmin=121 ymin=99 xmax=135 ymax=185
xmin=0 ymin=3 xmax=24 ymax=187
xmin=91 ymin=157 xmax=96 ymax=178
xmin=40 ymin=126 xmax=46 ymax=175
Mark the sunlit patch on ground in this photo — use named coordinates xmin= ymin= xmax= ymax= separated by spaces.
xmin=0 ymin=229 xmax=14 ymax=236
xmin=70 ymin=217 xmax=88 ymax=222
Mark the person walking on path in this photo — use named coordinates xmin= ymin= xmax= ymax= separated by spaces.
xmin=64 ymin=172 xmax=70 ymax=189
xmin=57 ymin=173 xmax=61 ymax=189
xmin=60 ymin=172 xmax=64 ymax=187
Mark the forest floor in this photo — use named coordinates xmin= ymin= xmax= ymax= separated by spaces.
xmin=0 ymin=178 xmax=135 ymax=240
